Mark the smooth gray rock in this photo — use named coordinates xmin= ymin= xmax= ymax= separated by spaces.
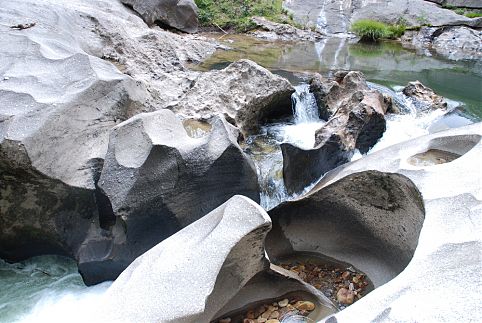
xmin=0 ymin=0 xmax=215 ymax=276
xmin=268 ymin=170 xmax=425 ymax=287
xmin=121 ymin=0 xmax=199 ymax=33
xmin=426 ymin=0 xmax=482 ymax=9
xmin=0 ymin=0 xmax=149 ymax=262
xmin=101 ymin=195 xmax=272 ymax=323
xmin=171 ymin=60 xmax=295 ymax=136
xmin=78 ymin=109 xmax=260 ymax=284
xmin=282 ymin=71 xmax=387 ymax=194
xmin=315 ymin=123 xmax=481 ymax=322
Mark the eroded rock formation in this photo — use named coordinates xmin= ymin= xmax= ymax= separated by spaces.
xmin=171 ymin=60 xmax=295 ymax=136
xmin=282 ymin=71 xmax=388 ymax=194
xmin=402 ymin=80 xmax=448 ymax=110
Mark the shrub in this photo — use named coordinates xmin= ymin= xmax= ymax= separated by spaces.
xmin=351 ymin=19 xmax=390 ymax=41
xmin=194 ymin=0 xmax=297 ymax=32
xmin=465 ymin=12 xmax=482 ymax=18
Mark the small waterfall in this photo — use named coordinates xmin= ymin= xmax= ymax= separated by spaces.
xmin=292 ymin=84 xmax=320 ymax=124
xmin=245 ymin=84 xmax=326 ymax=210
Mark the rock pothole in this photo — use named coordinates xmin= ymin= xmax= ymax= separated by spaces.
xmin=407 ymin=134 xmax=480 ymax=167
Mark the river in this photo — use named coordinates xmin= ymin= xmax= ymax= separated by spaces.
xmin=1 ymin=35 xmax=480 ymax=322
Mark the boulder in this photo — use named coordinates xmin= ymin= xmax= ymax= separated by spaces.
xmin=78 ymin=109 xmax=260 ymax=284
xmin=101 ymin=195 xmax=272 ymax=323
xmin=310 ymin=123 xmax=481 ymax=322
xmin=249 ymin=16 xmax=324 ymax=42
xmin=171 ymin=60 xmax=295 ymax=136
xmin=432 ymin=26 xmax=482 ymax=60
xmin=403 ymin=80 xmax=448 ymax=110
xmin=282 ymin=72 xmax=387 ymax=194
xmin=267 ymin=170 xmax=425 ymax=287
xmin=121 ymin=0 xmax=199 ymax=33
xmin=401 ymin=26 xmax=482 ymax=61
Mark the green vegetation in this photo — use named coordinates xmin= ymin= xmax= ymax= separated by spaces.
xmin=351 ymin=19 xmax=406 ymax=42
xmin=465 ymin=12 xmax=482 ymax=18
xmin=194 ymin=0 xmax=297 ymax=32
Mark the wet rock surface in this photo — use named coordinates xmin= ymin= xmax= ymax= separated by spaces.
xmin=402 ymin=80 xmax=448 ymax=110
xmin=121 ymin=0 xmax=199 ymax=33
xmin=78 ymin=109 xmax=260 ymax=284
xmin=171 ymin=60 xmax=295 ymax=136
xmin=283 ymin=72 xmax=388 ymax=194
xmin=249 ymin=16 xmax=324 ymax=42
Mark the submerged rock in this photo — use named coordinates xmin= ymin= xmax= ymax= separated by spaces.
xmin=403 ymin=80 xmax=447 ymax=110
xmin=283 ymin=72 xmax=387 ymax=194
xmin=121 ymin=0 xmax=199 ymax=33
xmin=78 ymin=109 xmax=260 ymax=284
xmin=101 ymin=195 xmax=272 ymax=323
xmin=249 ymin=16 xmax=324 ymax=42
xmin=171 ymin=60 xmax=295 ymax=136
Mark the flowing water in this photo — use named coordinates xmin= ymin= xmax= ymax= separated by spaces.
xmin=2 ymin=35 xmax=481 ymax=322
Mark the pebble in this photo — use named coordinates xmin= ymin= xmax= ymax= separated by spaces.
xmin=266 ymin=320 xmax=280 ymax=323
xmin=269 ymin=311 xmax=280 ymax=319
xmin=257 ymin=318 xmax=267 ymax=323
xmin=278 ymin=298 xmax=289 ymax=307
xmin=336 ymin=288 xmax=355 ymax=305
xmin=294 ymin=301 xmax=315 ymax=311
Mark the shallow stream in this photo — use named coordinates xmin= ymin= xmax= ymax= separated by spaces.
xmin=2 ymin=35 xmax=480 ymax=322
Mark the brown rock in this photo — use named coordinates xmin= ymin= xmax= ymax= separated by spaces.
xmin=278 ymin=298 xmax=289 ymax=307
xmin=337 ymin=288 xmax=355 ymax=305
xmin=402 ymin=81 xmax=447 ymax=110
xmin=294 ymin=301 xmax=315 ymax=311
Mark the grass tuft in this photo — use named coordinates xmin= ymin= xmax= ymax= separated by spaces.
xmin=351 ymin=19 xmax=406 ymax=42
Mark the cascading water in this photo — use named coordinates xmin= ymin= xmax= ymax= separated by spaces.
xmin=243 ymin=84 xmax=325 ymax=210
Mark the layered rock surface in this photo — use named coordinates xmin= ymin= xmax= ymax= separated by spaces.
xmin=283 ymin=72 xmax=388 ymax=194
xmin=402 ymin=80 xmax=448 ymax=110
xmin=249 ymin=16 xmax=324 ymax=41
xmin=171 ymin=60 xmax=295 ymax=136
xmin=77 ymin=109 xmax=260 ymax=284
